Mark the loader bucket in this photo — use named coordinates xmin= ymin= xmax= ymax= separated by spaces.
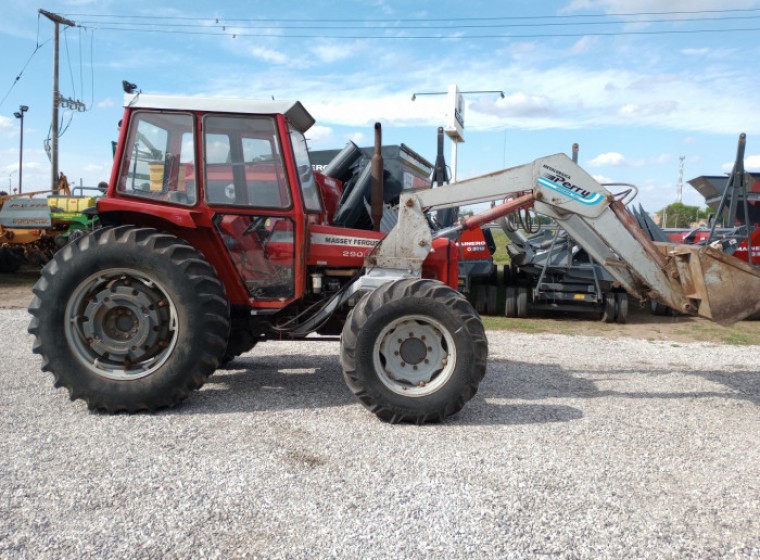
xmin=659 ymin=242 xmax=760 ymax=325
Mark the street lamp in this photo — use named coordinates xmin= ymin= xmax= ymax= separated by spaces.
xmin=13 ymin=105 xmax=28 ymax=194
xmin=411 ymin=86 xmax=504 ymax=181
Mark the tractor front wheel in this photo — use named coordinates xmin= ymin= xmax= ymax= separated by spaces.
xmin=28 ymin=226 xmax=230 ymax=412
xmin=341 ymin=279 xmax=487 ymax=424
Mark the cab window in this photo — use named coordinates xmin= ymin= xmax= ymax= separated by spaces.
xmin=117 ymin=111 xmax=197 ymax=206
xmin=203 ymin=115 xmax=290 ymax=208
xmin=290 ymin=126 xmax=321 ymax=212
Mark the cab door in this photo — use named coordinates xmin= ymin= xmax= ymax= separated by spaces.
xmin=202 ymin=114 xmax=299 ymax=306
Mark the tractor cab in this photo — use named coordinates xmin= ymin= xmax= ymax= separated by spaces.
xmin=99 ymin=94 xmax=324 ymax=308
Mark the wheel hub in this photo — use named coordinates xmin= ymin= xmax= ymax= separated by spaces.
xmin=82 ymin=284 xmax=164 ymax=360
xmin=399 ymin=337 xmax=427 ymax=365
xmin=110 ymin=308 xmax=138 ymax=335
xmin=65 ymin=269 xmax=177 ymax=380
xmin=375 ymin=317 xmax=454 ymax=396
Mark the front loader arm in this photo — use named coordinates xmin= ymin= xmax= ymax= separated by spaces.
xmin=370 ymin=153 xmax=760 ymax=325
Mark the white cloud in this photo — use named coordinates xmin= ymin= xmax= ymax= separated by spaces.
xmin=592 ymin=174 xmax=618 ymax=184
xmin=197 ymin=21 xmax=760 ymax=136
xmin=310 ymin=41 xmax=362 ymax=63
xmin=651 ymin=154 xmax=673 ymax=165
xmin=248 ymin=46 xmax=288 ymax=65
xmin=563 ymin=0 xmax=760 ymax=14
xmin=588 ymin=152 xmax=653 ymax=168
xmin=747 ymin=155 xmax=760 ymax=171
xmin=307 ymin=93 xmax=443 ymax=129
xmin=97 ymin=98 xmax=116 ymax=109
xmin=474 ymin=92 xmax=555 ymax=119
xmin=348 ymin=132 xmax=365 ymax=145
xmin=0 ymin=116 xmax=14 ymax=134
xmin=617 ymin=101 xmax=678 ymax=118
xmin=305 ymin=125 xmax=334 ymax=146
xmin=681 ymin=48 xmax=711 ymax=56
xmin=569 ymin=36 xmax=595 ymax=55
xmin=587 ymin=152 xmax=627 ymax=167
xmin=721 ymin=154 xmax=760 ymax=173
xmin=63 ymin=0 xmax=105 ymax=5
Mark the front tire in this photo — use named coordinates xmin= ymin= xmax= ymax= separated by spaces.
xmin=28 ymin=226 xmax=230 ymax=412
xmin=341 ymin=279 xmax=488 ymax=424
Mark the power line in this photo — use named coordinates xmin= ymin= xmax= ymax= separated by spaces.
xmin=60 ymin=6 xmax=760 ymax=23
xmin=0 ymin=12 xmax=49 ymax=109
xmin=0 ymin=37 xmax=52 ymax=109
xmin=63 ymin=26 xmax=76 ymax=100
xmin=64 ymin=6 xmax=760 ymax=40
xmin=88 ymin=28 xmax=95 ymax=111
xmin=76 ymin=25 xmax=760 ymax=40
xmin=71 ymin=13 xmax=760 ymax=31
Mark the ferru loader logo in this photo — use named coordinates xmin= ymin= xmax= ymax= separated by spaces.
xmin=538 ymin=165 xmax=604 ymax=206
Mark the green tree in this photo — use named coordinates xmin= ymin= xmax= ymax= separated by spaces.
xmin=658 ymin=203 xmax=709 ymax=229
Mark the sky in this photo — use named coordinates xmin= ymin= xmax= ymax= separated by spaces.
xmin=1 ymin=0 xmax=760 ymax=215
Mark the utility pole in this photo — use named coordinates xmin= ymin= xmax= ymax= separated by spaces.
xmin=677 ymin=155 xmax=685 ymax=203
xmin=39 ymin=9 xmax=76 ymax=191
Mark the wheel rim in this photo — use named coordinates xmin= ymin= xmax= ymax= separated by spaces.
xmin=372 ymin=314 xmax=457 ymax=397
xmin=64 ymin=268 xmax=179 ymax=381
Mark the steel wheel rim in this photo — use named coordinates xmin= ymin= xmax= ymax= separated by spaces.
xmin=373 ymin=314 xmax=457 ymax=397
xmin=64 ymin=268 xmax=179 ymax=381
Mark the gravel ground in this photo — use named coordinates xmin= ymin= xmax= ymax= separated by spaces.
xmin=2 ymin=308 xmax=760 ymax=559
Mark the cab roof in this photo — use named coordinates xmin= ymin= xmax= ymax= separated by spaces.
xmin=124 ymin=93 xmax=316 ymax=133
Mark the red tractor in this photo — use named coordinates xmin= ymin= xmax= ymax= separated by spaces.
xmin=28 ymin=94 xmax=760 ymax=423
xmin=28 ymin=94 xmax=485 ymax=423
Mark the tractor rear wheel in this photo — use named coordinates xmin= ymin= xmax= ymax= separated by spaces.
xmin=28 ymin=226 xmax=230 ymax=412
xmin=341 ymin=278 xmax=487 ymax=424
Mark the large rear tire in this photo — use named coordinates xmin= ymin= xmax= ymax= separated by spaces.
xmin=341 ymin=278 xmax=487 ymax=424
xmin=28 ymin=226 xmax=230 ymax=412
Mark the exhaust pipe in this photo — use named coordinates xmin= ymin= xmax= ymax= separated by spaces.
xmin=370 ymin=123 xmax=384 ymax=232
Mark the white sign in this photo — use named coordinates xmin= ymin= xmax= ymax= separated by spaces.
xmin=444 ymin=84 xmax=465 ymax=143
